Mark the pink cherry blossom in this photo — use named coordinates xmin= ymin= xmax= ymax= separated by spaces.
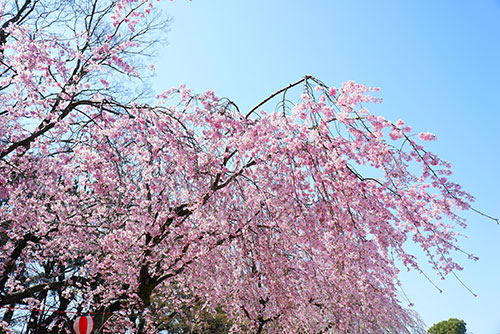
xmin=0 ymin=2 xmax=490 ymax=334
xmin=418 ymin=131 xmax=438 ymax=141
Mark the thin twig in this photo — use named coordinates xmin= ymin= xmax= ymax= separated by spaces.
xmin=245 ymin=75 xmax=312 ymax=119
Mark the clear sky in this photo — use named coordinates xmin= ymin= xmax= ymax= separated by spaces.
xmin=150 ymin=1 xmax=500 ymax=333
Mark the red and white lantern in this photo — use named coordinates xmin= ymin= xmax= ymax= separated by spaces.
xmin=73 ymin=315 xmax=93 ymax=334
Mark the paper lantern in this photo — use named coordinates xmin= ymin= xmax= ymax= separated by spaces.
xmin=73 ymin=315 xmax=93 ymax=334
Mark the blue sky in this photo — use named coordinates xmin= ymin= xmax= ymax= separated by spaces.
xmin=151 ymin=1 xmax=500 ymax=332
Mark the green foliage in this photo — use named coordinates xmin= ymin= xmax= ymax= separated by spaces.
xmin=428 ymin=318 xmax=467 ymax=334
xmin=150 ymin=289 xmax=239 ymax=334
xmin=159 ymin=305 xmax=232 ymax=334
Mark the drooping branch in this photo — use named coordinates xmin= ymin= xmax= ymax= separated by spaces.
xmin=245 ymin=75 xmax=311 ymax=118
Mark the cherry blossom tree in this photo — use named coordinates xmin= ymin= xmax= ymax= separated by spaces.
xmin=0 ymin=0 xmax=492 ymax=333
